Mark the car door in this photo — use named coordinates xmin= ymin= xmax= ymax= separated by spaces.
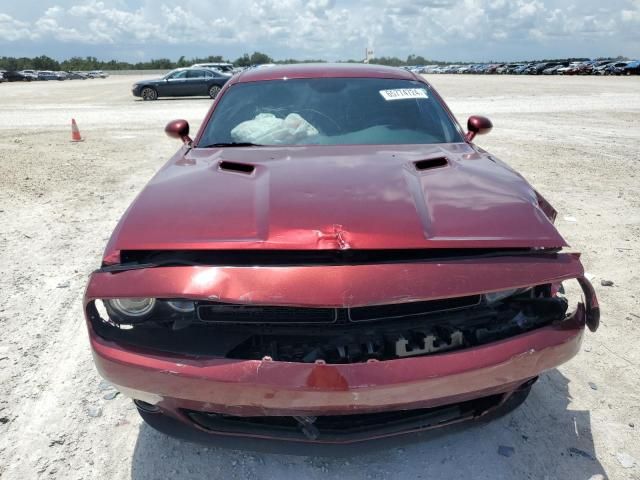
xmin=185 ymin=69 xmax=210 ymax=96
xmin=162 ymin=70 xmax=189 ymax=96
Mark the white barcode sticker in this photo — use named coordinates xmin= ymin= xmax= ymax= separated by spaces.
xmin=379 ymin=88 xmax=428 ymax=101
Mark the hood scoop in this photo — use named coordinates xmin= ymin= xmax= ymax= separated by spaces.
xmin=219 ymin=160 xmax=255 ymax=175
xmin=414 ymin=157 xmax=448 ymax=171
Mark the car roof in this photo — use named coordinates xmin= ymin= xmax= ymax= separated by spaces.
xmin=234 ymin=63 xmax=418 ymax=84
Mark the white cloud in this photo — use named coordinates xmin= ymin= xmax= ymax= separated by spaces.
xmin=0 ymin=13 xmax=35 ymax=41
xmin=0 ymin=0 xmax=638 ymax=60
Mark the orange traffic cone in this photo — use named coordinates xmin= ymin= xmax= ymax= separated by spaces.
xmin=71 ymin=119 xmax=83 ymax=142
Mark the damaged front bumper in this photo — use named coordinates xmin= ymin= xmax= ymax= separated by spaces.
xmin=84 ymin=251 xmax=599 ymax=443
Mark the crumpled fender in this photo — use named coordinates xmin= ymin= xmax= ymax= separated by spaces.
xmin=85 ymin=252 xmax=596 ymax=315
xmin=577 ymin=276 xmax=600 ymax=332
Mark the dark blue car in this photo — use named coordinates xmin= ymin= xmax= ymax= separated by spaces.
xmin=132 ymin=67 xmax=230 ymax=100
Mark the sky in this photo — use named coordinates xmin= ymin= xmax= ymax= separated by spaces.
xmin=0 ymin=0 xmax=639 ymax=62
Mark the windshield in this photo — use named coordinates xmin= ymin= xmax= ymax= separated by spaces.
xmin=199 ymin=78 xmax=463 ymax=147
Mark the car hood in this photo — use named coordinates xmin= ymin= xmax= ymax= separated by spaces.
xmin=135 ymin=77 xmax=166 ymax=85
xmin=104 ymin=143 xmax=566 ymax=260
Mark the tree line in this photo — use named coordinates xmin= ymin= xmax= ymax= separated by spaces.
xmin=0 ymin=52 xmax=629 ymax=72
xmin=0 ymin=52 xmax=304 ymax=71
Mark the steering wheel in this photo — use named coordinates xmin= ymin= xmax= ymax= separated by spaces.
xmin=294 ymin=108 xmax=343 ymax=134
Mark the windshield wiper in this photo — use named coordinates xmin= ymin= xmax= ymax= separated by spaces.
xmin=200 ymin=142 xmax=263 ymax=148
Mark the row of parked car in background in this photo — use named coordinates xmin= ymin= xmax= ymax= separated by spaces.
xmin=0 ymin=69 xmax=109 ymax=82
xmin=407 ymin=59 xmax=640 ymax=76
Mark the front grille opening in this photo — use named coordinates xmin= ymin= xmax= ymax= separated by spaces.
xmin=349 ymin=295 xmax=480 ymax=322
xmin=88 ymin=286 xmax=567 ymax=364
xmin=219 ymin=160 xmax=255 ymax=174
xmin=198 ymin=303 xmax=337 ymax=324
xmin=196 ymin=296 xmax=480 ymax=325
xmin=414 ymin=157 xmax=448 ymax=171
xmin=184 ymin=393 xmax=504 ymax=442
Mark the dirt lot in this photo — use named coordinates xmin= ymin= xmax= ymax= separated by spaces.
xmin=0 ymin=74 xmax=639 ymax=479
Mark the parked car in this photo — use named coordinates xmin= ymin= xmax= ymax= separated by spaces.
xmin=483 ymin=64 xmax=504 ymax=74
xmin=66 ymin=71 xmax=88 ymax=80
xmin=3 ymin=70 xmax=33 ymax=82
xmin=592 ymin=62 xmax=615 ymax=75
xmin=542 ymin=64 xmax=567 ymax=75
xmin=19 ymin=69 xmax=38 ymax=81
xmin=37 ymin=70 xmax=61 ymax=81
xmin=192 ymin=62 xmax=234 ymax=75
xmin=505 ymin=64 xmax=527 ymax=74
xmin=575 ymin=61 xmax=597 ymax=75
xmin=131 ymin=67 xmax=230 ymax=100
xmin=86 ymin=63 xmax=599 ymax=447
xmin=527 ymin=62 xmax=562 ymax=75
xmin=622 ymin=61 xmax=640 ymax=75
xmin=87 ymin=70 xmax=108 ymax=78
xmin=556 ymin=62 xmax=582 ymax=75
xmin=0 ymin=71 xmax=6 ymax=83
xmin=603 ymin=61 xmax=632 ymax=75
xmin=496 ymin=64 xmax=521 ymax=74
xmin=514 ymin=64 xmax=533 ymax=74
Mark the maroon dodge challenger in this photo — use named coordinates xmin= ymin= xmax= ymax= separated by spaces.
xmin=84 ymin=64 xmax=599 ymax=446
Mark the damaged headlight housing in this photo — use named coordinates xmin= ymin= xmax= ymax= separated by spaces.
xmin=102 ymin=298 xmax=196 ymax=324
xmin=484 ymin=287 xmax=531 ymax=304
xmin=166 ymin=300 xmax=195 ymax=313
xmin=107 ymin=298 xmax=156 ymax=317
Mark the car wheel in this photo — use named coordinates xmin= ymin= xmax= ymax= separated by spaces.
xmin=209 ymin=85 xmax=221 ymax=99
xmin=141 ymin=87 xmax=158 ymax=101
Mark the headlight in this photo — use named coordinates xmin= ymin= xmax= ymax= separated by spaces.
xmin=107 ymin=298 xmax=155 ymax=317
xmin=167 ymin=300 xmax=195 ymax=313
xmin=484 ymin=287 xmax=530 ymax=304
xmin=99 ymin=298 xmax=197 ymax=326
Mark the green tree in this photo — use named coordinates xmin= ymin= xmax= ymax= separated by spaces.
xmin=249 ymin=51 xmax=273 ymax=65
xmin=368 ymin=56 xmax=404 ymax=67
xmin=234 ymin=53 xmax=251 ymax=67
xmin=32 ymin=55 xmax=60 ymax=70
xmin=406 ymin=54 xmax=429 ymax=65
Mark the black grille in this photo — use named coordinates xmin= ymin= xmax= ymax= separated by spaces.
xmin=197 ymin=295 xmax=481 ymax=325
xmin=197 ymin=303 xmax=337 ymax=324
xmin=349 ymin=295 xmax=481 ymax=322
xmin=183 ymin=394 xmax=504 ymax=442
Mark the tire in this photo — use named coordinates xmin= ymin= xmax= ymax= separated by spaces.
xmin=141 ymin=87 xmax=158 ymax=101
xmin=209 ymin=85 xmax=221 ymax=99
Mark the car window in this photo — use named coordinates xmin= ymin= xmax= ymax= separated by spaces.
xmin=199 ymin=78 xmax=463 ymax=147
xmin=168 ymin=70 xmax=188 ymax=79
xmin=187 ymin=70 xmax=206 ymax=79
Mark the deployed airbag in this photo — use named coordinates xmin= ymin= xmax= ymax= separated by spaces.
xmin=231 ymin=113 xmax=319 ymax=144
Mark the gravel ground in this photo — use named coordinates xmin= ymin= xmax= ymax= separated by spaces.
xmin=0 ymin=74 xmax=639 ymax=479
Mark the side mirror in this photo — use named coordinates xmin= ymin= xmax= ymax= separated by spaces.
xmin=466 ymin=115 xmax=493 ymax=142
xmin=165 ymin=119 xmax=192 ymax=145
